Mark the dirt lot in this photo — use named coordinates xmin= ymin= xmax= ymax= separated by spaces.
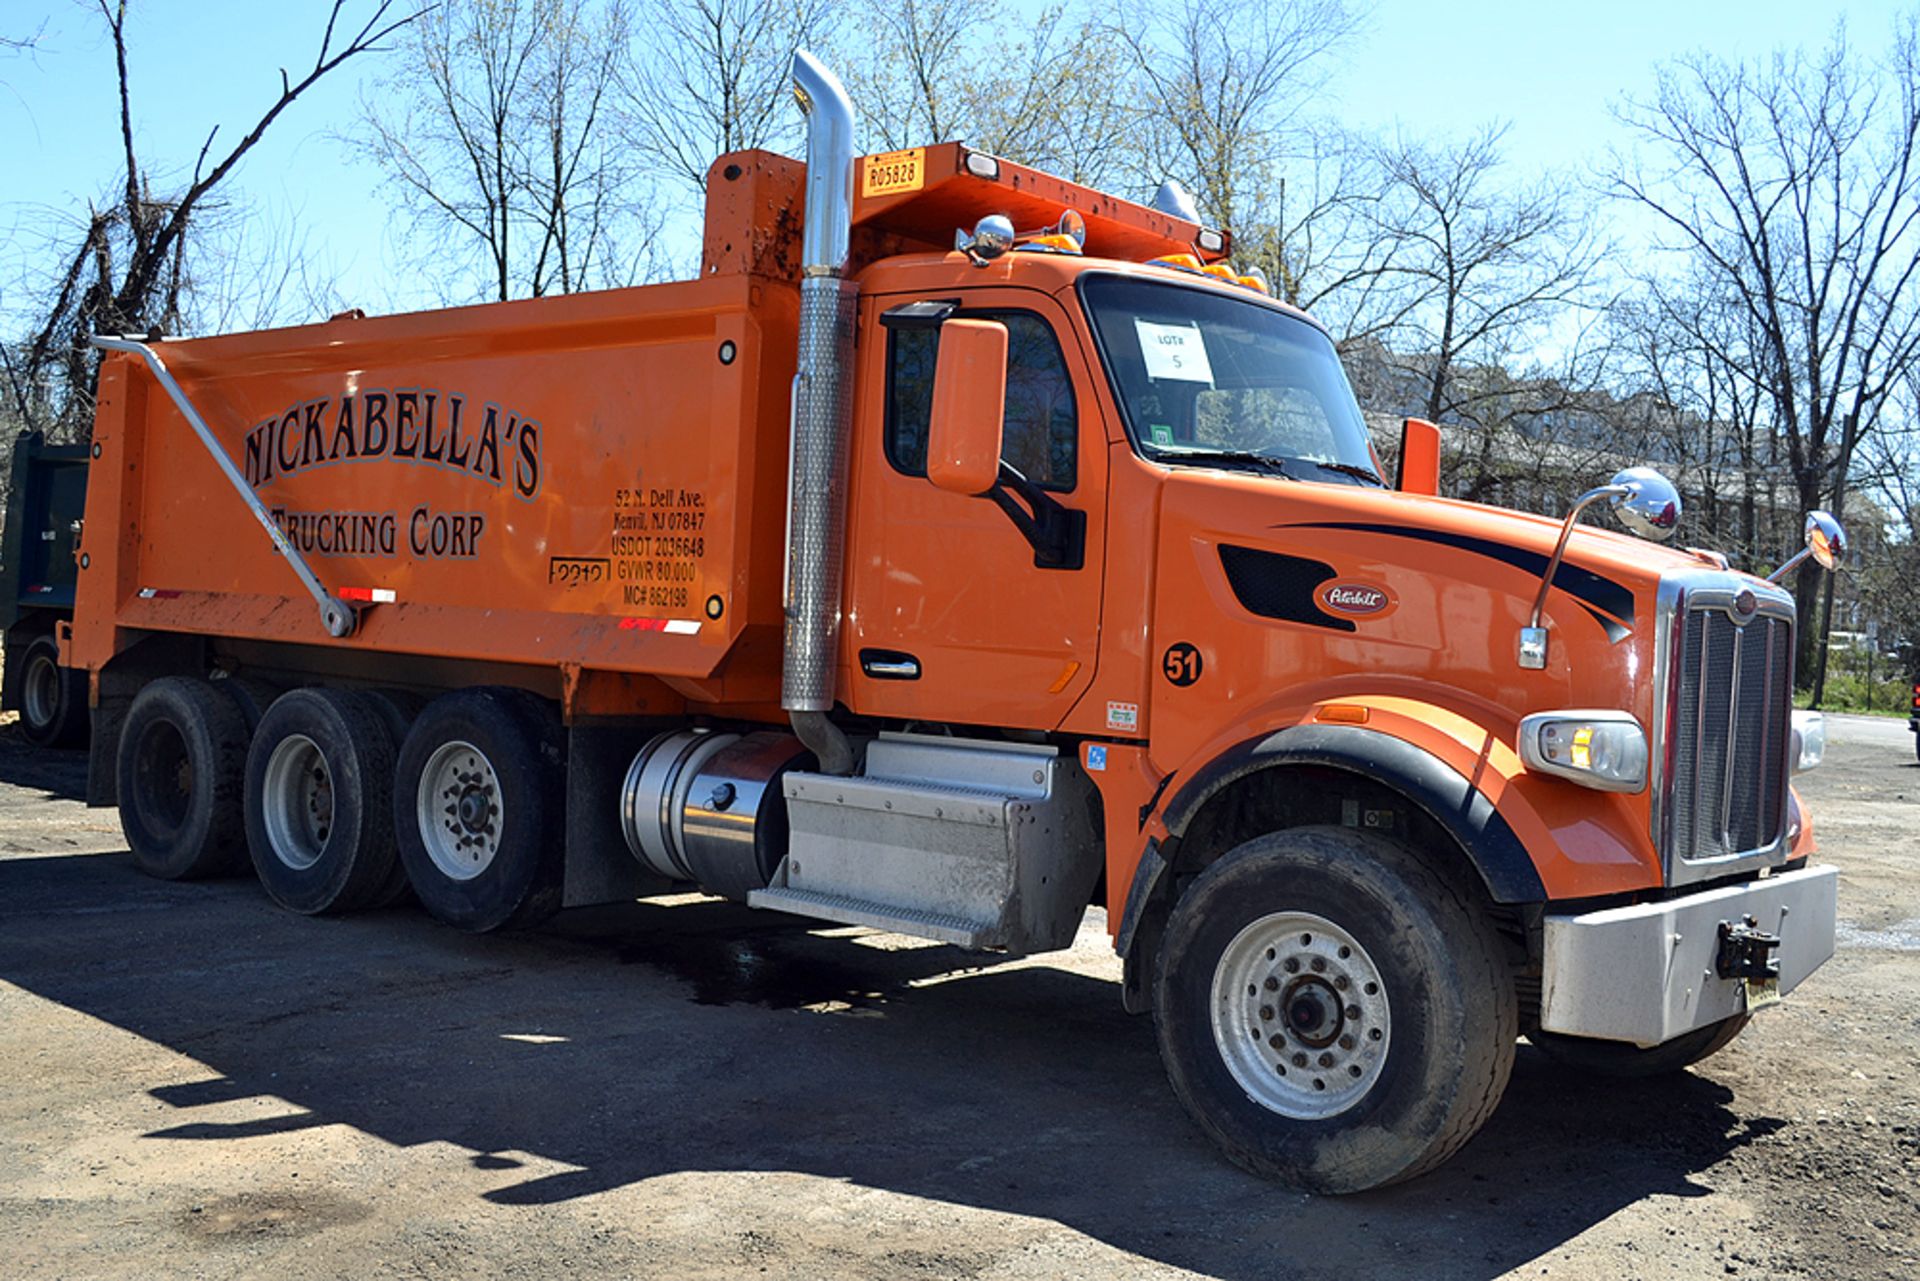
xmin=1 ymin=714 xmax=1915 ymax=1281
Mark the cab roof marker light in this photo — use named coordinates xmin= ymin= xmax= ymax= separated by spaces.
xmin=1146 ymin=253 xmax=1207 ymax=275
xmin=1013 ymin=211 xmax=1087 ymax=256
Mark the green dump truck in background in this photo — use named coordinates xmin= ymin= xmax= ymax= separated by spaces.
xmin=1 ymin=431 xmax=90 ymax=747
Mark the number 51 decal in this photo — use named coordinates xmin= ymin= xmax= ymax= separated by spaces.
xmin=1162 ymin=642 xmax=1203 ymax=687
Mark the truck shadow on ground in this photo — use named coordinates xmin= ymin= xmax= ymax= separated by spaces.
xmin=0 ymin=731 xmax=89 ymax=800
xmin=0 ymin=850 xmax=1786 ymax=1281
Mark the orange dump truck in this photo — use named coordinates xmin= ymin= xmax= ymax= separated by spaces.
xmin=57 ymin=53 xmax=1845 ymax=1191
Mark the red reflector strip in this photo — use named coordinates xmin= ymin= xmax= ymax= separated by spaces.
xmin=338 ymin=587 xmax=397 ymax=604
xmin=137 ymin=587 xmax=182 ymax=599
xmin=618 ymin=618 xmax=700 ymax=635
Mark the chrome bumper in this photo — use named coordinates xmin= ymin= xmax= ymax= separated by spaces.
xmin=1540 ymin=863 xmax=1837 ymax=1046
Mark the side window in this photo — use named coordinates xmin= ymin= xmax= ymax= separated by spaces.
xmin=885 ymin=311 xmax=1078 ymax=492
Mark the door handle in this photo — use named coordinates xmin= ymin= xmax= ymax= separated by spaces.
xmin=860 ymin=649 xmax=921 ymax=680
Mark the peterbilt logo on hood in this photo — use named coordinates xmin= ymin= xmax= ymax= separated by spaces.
xmin=1318 ymin=580 xmax=1397 ymax=618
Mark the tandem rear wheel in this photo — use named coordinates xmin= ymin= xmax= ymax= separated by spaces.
xmin=1153 ymin=826 xmax=1518 ymax=1193
xmin=117 ymin=676 xmax=252 ymax=880
xmin=243 ymin=687 xmax=403 ymax=915
xmin=393 ymin=687 xmax=564 ymax=933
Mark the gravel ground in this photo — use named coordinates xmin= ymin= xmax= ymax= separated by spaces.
xmin=0 ymin=712 xmax=1914 ymax=1280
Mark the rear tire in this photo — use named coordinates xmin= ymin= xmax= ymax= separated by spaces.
xmin=20 ymin=634 xmax=87 ymax=749
xmin=116 ymin=676 xmax=251 ymax=879
xmin=1154 ymin=826 xmax=1516 ymax=1192
xmin=394 ymin=688 xmax=563 ymax=932
xmin=211 ymin=676 xmax=285 ymax=735
xmin=1529 ymin=1014 xmax=1751 ymax=1078
xmin=244 ymin=688 xmax=400 ymax=915
xmin=359 ymin=689 xmax=426 ymax=906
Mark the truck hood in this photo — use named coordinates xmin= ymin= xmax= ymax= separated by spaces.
xmin=1151 ymin=470 xmax=1749 ymax=708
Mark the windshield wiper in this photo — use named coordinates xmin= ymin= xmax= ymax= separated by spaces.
xmin=1311 ymin=460 xmax=1388 ymax=487
xmin=1152 ymin=448 xmax=1297 ymax=479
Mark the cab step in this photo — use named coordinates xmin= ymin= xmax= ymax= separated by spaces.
xmin=743 ymin=885 xmax=995 ymax=948
xmin=746 ymin=732 xmax=1100 ymax=953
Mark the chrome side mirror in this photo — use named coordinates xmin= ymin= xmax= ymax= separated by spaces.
xmin=1806 ymin=510 xmax=1846 ymax=569
xmin=1519 ymin=466 xmax=1681 ymax=670
xmin=1767 ymin=510 xmax=1849 ymax=583
xmin=955 ymin=214 xmax=1014 ymax=267
xmin=1607 ymin=467 xmax=1681 ymax=542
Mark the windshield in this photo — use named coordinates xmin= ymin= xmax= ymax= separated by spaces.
xmin=1080 ymin=274 xmax=1383 ymax=485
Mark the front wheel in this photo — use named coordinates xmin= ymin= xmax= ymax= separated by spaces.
xmin=1154 ymin=826 xmax=1517 ymax=1193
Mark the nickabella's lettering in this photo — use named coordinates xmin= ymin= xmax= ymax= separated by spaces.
xmin=242 ymin=390 xmax=542 ymax=498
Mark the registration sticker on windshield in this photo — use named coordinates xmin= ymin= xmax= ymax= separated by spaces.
xmin=1135 ymin=319 xmax=1215 ymax=384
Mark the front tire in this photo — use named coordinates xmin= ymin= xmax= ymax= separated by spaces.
xmin=1154 ymin=826 xmax=1517 ymax=1192
xmin=393 ymin=688 xmax=563 ymax=932
xmin=1528 ymin=1014 xmax=1750 ymax=1078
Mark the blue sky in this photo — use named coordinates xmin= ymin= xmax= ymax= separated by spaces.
xmin=0 ymin=0 xmax=1908 ymax=327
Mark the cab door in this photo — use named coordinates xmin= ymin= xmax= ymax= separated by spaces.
xmin=842 ymin=288 xmax=1106 ymax=730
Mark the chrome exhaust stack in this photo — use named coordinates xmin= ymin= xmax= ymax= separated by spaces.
xmin=782 ymin=50 xmax=859 ymax=774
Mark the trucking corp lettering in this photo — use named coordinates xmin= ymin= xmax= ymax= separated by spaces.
xmin=243 ymin=391 xmax=541 ymax=497
xmin=269 ymin=506 xmax=486 ymax=559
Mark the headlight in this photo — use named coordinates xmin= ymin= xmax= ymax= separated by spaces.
xmin=1517 ymin=710 xmax=1648 ymax=792
xmin=1790 ymin=710 xmax=1825 ymax=774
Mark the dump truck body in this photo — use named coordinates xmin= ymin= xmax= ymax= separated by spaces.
xmin=73 ymin=273 xmax=795 ymax=715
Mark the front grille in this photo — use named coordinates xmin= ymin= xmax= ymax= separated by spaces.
xmin=1665 ymin=603 xmax=1792 ymax=866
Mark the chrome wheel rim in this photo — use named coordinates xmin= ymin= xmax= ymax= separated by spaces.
xmin=418 ymin=740 xmax=502 ymax=881
xmin=261 ymin=733 xmax=333 ymax=871
xmin=22 ymin=652 xmax=58 ymax=730
xmin=1209 ymin=910 xmax=1392 ymax=1120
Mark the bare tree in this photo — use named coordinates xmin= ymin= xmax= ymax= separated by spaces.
xmin=1605 ymin=18 xmax=1920 ymax=692
xmin=14 ymin=0 xmax=417 ymax=439
xmin=1606 ymin=277 xmax=1791 ymax=568
xmin=2 ymin=22 xmax=44 ymax=52
xmin=621 ymin=0 xmax=836 ymax=195
xmin=1114 ymin=0 xmax=1361 ymax=242
xmin=1320 ymin=125 xmax=1606 ymax=434
xmin=843 ymin=0 xmax=1132 ymax=186
xmin=359 ymin=0 xmax=651 ymax=303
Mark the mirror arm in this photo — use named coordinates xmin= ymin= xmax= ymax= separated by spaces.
xmin=987 ymin=463 xmax=1086 ymax=571
xmin=1766 ymin=546 xmax=1813 ymax=585
xmin=1528 ymin=483 xmax=1630 ymax=631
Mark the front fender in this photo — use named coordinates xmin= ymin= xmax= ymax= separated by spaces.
xmin=1154 ymin=695 xmax=1664 ymax=904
